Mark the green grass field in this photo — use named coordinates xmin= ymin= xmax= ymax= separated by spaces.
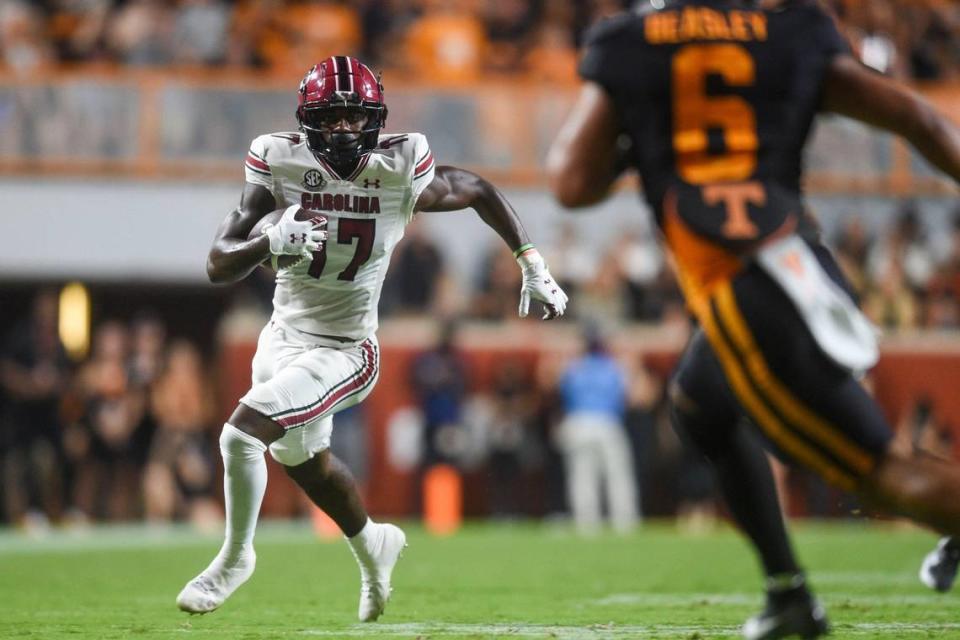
xmin=0 ymin=521 xmax=955 ymax=639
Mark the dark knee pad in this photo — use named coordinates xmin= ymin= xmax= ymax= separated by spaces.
xmin=670 ymin=329 xmax=743 ymax=461
xmin=669 ymin=388 xmax=734 ymax=461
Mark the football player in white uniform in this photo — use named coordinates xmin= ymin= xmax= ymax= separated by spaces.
xmin=176 ymin=56 xmax=568 ymax=621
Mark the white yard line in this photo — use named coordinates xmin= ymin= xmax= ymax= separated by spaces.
xmin=588 ymin=592 xmax=756 ymax=606
xmin=814 ymin=570 xmax=919 ymax=586
xmin=298 ymin=621 xmax=960 ymax=638
xmin=300 ymin=623 xmax=739 ymax=638
xmin=0 ymin=522 xmax=317 ymax=555
xmin=585 ymin=591 xmax=946 ymax=607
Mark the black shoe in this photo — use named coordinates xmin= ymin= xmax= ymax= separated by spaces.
xmin=742 ymin=583 xmax=829 ymax=640
xmin=920 ymin=537 xmax=960 ymax=593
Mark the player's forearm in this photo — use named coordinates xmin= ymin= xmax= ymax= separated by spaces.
xmin=823 ymin=56 xmax=960 ymax=185
xmin=206 ymin=234 xmax=271 ymax=284
xmin=907 ymin=105 xmax=960 ymax=185
xmin=469 ymin=177 xmax=531 ymax=252
xmin=854 ymin=91 xmax=960 ymax=184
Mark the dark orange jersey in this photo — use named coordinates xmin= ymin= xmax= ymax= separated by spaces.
xmin=579 ymin=0 xmax=850 ymax=305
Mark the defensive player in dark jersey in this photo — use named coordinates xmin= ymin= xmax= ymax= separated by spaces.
xmin=546 ymin=1 xmax=960 ymax=638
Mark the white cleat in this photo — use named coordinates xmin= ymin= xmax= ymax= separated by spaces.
xmin=352 ymin=523 xmax=407 ymax=622
xmin=176 ymin=551 xmax=256 ymax=614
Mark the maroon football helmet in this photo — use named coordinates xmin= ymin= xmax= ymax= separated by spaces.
xmin=296 ymin=56 xmax=388 ymax=165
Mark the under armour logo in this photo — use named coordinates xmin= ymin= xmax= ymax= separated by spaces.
xmin=291 ymin=233 xmax=307 ymax=243
xmin=363 ymin=178 xmax=381 ymax=189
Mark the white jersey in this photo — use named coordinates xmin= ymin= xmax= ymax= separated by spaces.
xmin=244 ymin=131 xmax=436 ymax=341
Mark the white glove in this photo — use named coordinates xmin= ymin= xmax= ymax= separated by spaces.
xmin=517 ymin=246 xmax=568 ymax=320
xmin=263 ymin=205 xmax=327 ymax=257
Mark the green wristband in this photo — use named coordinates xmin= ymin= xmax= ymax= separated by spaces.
xmin=513 ymin=243 xmax=536 ymax=258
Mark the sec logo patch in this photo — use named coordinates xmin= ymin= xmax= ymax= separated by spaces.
xmin=302 ymin=169 xmax=326 ymax=191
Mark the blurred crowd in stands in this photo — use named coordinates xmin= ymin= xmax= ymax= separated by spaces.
xmin=0 ymin=0 xmax=617 ymax=81
xmin=1 ymin=0 xmax=958 ymax=82
xmin=830 ymin=0 xmax=960 ymax=81
xmin=833 ymin=203 xmax=960 ymax=331
xmin=0 ymin=292 xmax=222 ymax=530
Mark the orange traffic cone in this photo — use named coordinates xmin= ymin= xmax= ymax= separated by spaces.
xmin=423 ymin=463 xmax=462 ymax=536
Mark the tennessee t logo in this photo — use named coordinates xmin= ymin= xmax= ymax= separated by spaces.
xmin=702 ymin=181 xmax=764 ymax=239
xmin=363 ymin=178 xmax=381 ymax=189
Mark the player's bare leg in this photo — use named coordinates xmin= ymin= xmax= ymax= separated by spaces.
xmin=176 ymin=404 xmax=283 ymax=614
xmin=859 ymin=451 xmax=960 ymax=592
xmin=862 ymin=450 xmax=960 ymax=536
xmin=285 ymin=451 xmax=366 ymax=535
xmin=284 ymin=451 xmax=406 ymax=622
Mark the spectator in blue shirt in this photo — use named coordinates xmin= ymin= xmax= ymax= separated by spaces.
xmin=557 ymin=326 xmax=638 ymax=534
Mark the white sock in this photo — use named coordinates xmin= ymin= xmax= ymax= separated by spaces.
xmin=218 ymin=423 xmax=268 ymax=564
xmin=347 ymin=517 xmax=379 ymax=565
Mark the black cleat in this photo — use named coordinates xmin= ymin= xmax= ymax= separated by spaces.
xmin=920 ymin=537 xmax=960 ymax=593
xmin=742 ymin=581 xmax=829 ymax=640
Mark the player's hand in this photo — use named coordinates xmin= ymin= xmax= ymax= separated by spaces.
xmin=517 ymin=247 xmax=568 ymax=320
xmin=263 ymin=206 xmax=327 ymax=257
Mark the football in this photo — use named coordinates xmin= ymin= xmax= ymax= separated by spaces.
xmin=248 ymin=207 xmax=326 ymax=271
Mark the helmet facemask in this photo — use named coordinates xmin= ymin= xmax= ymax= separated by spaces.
xmin=298 ymin=102 xmax=386 ymax=166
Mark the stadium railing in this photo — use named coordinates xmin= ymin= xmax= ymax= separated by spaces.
xmin=0 ymin=70 xmax=958 ymax=193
